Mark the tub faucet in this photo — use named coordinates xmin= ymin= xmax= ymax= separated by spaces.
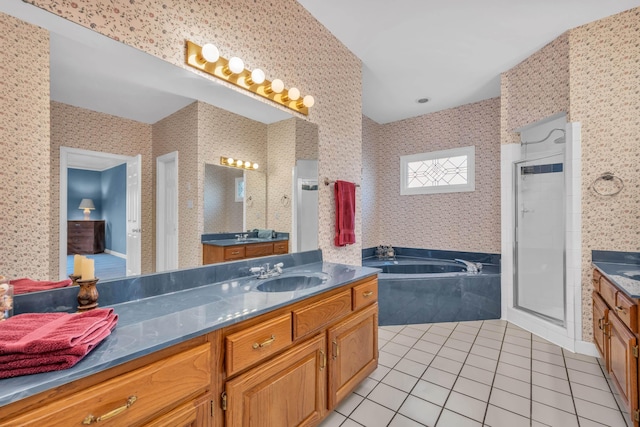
xmin=376 ymin=245 xmax=396 ymax=260
xmin=454 ymin=259 xmax=482 ymax=273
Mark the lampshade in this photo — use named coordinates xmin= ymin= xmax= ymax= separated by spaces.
xmin=78 ymin=199 xmax=95 ymax=210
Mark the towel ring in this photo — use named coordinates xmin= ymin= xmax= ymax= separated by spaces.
xmin=589 ymin=172 xmax=624 ymax=196
xmin=280 ymin=195 xmax=290 ymax=207
xmin=246 ymin=195 xmax=253 ymax=207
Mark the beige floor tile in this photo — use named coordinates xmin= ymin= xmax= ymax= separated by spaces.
xmin=335 ymin=392 xmax=364 ymax=416
xmin=496 ymin=361 xmax=531 ymax=383
xmin=388 ymin=413 xmax=427 ymax=427
xmin=436 ymin=409 xmax=482 ymax=427
xmin=438 ymin=345 xmax=468 ymax=363
xmin=501 ymin=342 xmax=532 ymax=357
xmin=444 ymin=337 xmax=473 ymax=352
xmin=470 ymin=343 xmax=500 ymax=360
xmin=474 ymin=336 xmax=503 ymax=350
xmin=465 ymin=353 xmax=499 ymax=373
xmin=531 ymin=348 xmax=565 ymax=367
xmin=503 ymin=334 xmax=532 ymax=348
xmin=403 ymin=348 xmax=436 ymax=365
xmin=492 ymin=373 xmax=531 ymax=399
xmin=411 ymin=379 xmax=450 ymax=406
xmin=574 ymin=398 xmax=628 ymax=427
xmin=459 ymin=364 xmax=496 ymax=386
xmin=484 ymin=404 xmax=531 ymax=427
xmin=564 ymin=357 xmax=605 ymax=376
xmin=399 ymin=327 xmax=426 ymax=339
xmin=391 ymin=333 xmax=420 ymax=348
xmin=531 ymin=385 xmax=575 ymax=413
xmin=398 ymin=395 xmax=442 ymax=427
xmin=318 ymin=411 xmax=346 ymax=427
xmin=531 ymin=359 xmax=568 ymax=380
xmin=452 ymin=376 xmax=491 ymax=402
xmin=430 ymin=355 xmax=463 ymax=375
xmin=413 ymin=339 xmax=442 ymax=355
xmin=422 ymin=366 xmax=458 ymax=389
xmin=382 ymin=369 xmax=420 ymax=392
xmin=531 ymin=402 xmax=579 ymax=427
xmin=349 ymin=398 xmax=395 ymax=427
xmin=444 ymin=391 xmax=487 ymax=422
xmin=394 ymin=358 xmax=429 ymax=378
xmin=382 ymin=341 xmax=411 ymax=357
xmin=567 ymin=369 xmax=611 ymax=391
xmin=499 ymin=351 xmax=531 ymax=369
xmin=531 ymin=371 xmax=571 ymax=395
xmin=368 ymin=382 xmax=409 ymax=411
xmin=489 ymin=387 xmax=530 ymax=417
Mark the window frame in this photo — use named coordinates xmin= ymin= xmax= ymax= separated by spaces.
xmin=400 ymin=146 xmax=476 ymax=195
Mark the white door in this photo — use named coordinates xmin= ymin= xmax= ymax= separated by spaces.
xmin=156 ymin=152 xmax=178 ymax=271
xmin=126 ymin=155 xmax=142 ymax=276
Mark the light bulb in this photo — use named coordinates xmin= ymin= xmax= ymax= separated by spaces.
xmin=201 ymin=43 xmax=219 ymax=63
xmin=227 ymin=158 xmax=234 ymax=165
xmin=228 ymin=57 xmax=244 ymax=74
xmin=246 ymin=68 xmax=265 ymax=85
xmin=302 ymin=95 xmax=315 ymax=108
xmin=236 ymin=160 xmax=244 ymax=167
xmin=252 ymin=163 xmax=259 ymax=169
xmin=266 ymin=78 xmax=284 ymax=94
xmin=287 ymin=87 xmax=300 ymax=101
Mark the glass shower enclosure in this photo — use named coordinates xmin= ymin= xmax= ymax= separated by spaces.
xmin=513 ymin=152 xmax=565 ymax=326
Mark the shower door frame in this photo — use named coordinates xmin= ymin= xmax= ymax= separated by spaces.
xmin=512 ymin=151 xmax=567 ymax=327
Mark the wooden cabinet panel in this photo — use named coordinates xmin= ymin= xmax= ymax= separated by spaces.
xmin=593 ymin=269 xmax=602 ymax=293
xmin=143 ymin=393 xmax=211 ymax=427
xmin=273 ymin=241 xmax=289 ymax=254
xmin=224 ymin=246 xmax=245 ymax=260
xmin=67 ymin=220 xmax=105 ymax=255
xmin=293 ymin=290 xmax=352 ymax=340
xmin=600 ymin=277 xmax=618 ymax=309
xmin=245 ymin=243 xmax=274 ymax=258
xmin=592 ymin=291 xmax=609 ymax=361
xmin=615 ymin=291 xmax=638 ymax=333
xmin=327 ymin=303 xmax=378 ymax=408
xmin=352 ymin=279 xmax=378 ymax=311
xmin=4 ymin=344 xmax=211 ymax=427
xmin=608 ymin=312 xmax=638 ymax=413
xmin=225 ymin=334 xmax=326 ymax=427
xmin=225 ymin=314 xmax=293 ymax=376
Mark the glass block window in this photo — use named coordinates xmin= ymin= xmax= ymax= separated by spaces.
xmin=400 ymin=146 xmax=475 ymax=195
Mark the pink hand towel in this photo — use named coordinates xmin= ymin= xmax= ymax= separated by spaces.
xmin=334 ymin=180 xmax=356 ymax=246
xmin=0 ymin=308 xmax=117 ymax=355
xmin=10 ymin=278 xmax=73 ymax=295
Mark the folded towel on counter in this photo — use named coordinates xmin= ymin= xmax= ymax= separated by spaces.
xmin=334 ymin=180 xmax=356 ymax=246
xmin=0 ymin=308 xmax=118 ymax=355
xmin=10 ymin=278 xmax=73 ymax=295
xmin=0 ymin=308 xmax=117 ymax=379
xmin=256 ymin=229 xmax=274 ymax=239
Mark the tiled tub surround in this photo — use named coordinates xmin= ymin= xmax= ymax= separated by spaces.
xmin=3 ymin=250 xmax=380 ymax=406
xmin=363 ymin=248 xmax=501 ymax=326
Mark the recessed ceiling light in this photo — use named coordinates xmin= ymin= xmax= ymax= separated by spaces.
xmin=417 ymin=98 xmax=430 ymax=104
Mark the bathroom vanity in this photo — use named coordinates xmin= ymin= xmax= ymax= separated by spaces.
xmin=202 ymin=233 xmax=289 ymax=265
xmin=0 ymin=254 xmax=378 ymax=427
xmin=592 ymin=251 xmax=640 ymax=426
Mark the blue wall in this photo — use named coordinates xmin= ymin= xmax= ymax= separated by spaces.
xmin=102 ymin=164 xmax=127 ymax=254
xmin=68 ymin=169 xmax=103 ymax=220
xmin=67 ymin=165 xmax=126 ymax=254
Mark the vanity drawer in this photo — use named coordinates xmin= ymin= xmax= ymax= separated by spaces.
xmin=614 ymin=291 xmax=638 ymax=333
xmin=226 ymin=313 xmax=293 ymax=376
xmin=599 ymin=276 xmax=618 ymax=309
xmin=224 ymin=246 xmax=246 ymax=260
xmin=352 ymin=279 xmax=378 ymax=310
xmin=273 ymin=241 xmax=289 ymax=254
xmin=245 ymin=243 xmax=274 ymax=258
xmin=293 ymin=290 xmax=352 ymax=340
xmin=5 ymin=344 xmax=211 ymax=427
xmin=592 ymin=269 xmax=602 ymax=292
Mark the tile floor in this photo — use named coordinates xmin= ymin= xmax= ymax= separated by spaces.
xmin=320 ymin=319 xmax=630 ymax=427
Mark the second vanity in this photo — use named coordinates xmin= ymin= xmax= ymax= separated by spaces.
xmin=0 ymin=251 xmax=379 ymax=427
xmin=202 ymin=232 xmax=290 ymax=265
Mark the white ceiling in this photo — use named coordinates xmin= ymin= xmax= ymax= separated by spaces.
xmin=298 ymin=0 xmax=640 ymax=124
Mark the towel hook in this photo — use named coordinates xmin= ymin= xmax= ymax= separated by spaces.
xmin=589 ymin=172 xmax=624 ymax=196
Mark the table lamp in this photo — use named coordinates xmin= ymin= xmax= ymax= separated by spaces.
xmin=78 ymin=198 xmax=95 ymax=220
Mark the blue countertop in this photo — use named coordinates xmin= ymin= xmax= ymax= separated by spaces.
xmin=203 ymin=236 xmax=289 ymax=247
xmin=0 ymin=261 xmax=378 ymax=407
xmin=592 ymin=250 xmax=640 ymax=299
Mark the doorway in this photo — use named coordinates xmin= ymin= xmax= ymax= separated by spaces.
xmin=156 ymin=151 xmax=178 ymax=272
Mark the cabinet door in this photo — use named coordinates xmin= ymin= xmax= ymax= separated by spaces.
xmin=143 ymin=393 xmax=211 ymax=427
xmin=608 ymin=312 xmax=638 ymax=413
xmin=225 ymin=334 xmax=326 ymax=427
xmin=327 ymin=303 xmax=378 ymax=409
xmin=592 ymin=291 xmax=609 ymax=361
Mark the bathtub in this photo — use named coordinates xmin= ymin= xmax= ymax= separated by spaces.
xmin=362 ymin=249 xmax=501 ymax=326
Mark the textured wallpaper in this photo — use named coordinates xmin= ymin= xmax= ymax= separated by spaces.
xmin=364 ymin=99 xmax=501 ymax=254
xmin=203 ymin=164 xmax=243 ymax=233
xmin=362 ymin=116 xmax=380 ymax=249
xmin=570 ymin=8 xmax=640 ymax=342
xmin=0 ymin=13 xmax=51 ymax=280
xmin=152 ymin=102 xmax=198 ymax=269
xmin=295 ymin=118 xmax=319 ymax=160
xmin=27 ymin=0 xmax=363 ymax=265
xmin=501 ymin=34 xmax=570 ymax=145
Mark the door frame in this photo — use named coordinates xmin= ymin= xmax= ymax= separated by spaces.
xmin=156 ymin=151 xmax=179 ymax=272
xmin=59 ymin=147 xmax=137 ymax=279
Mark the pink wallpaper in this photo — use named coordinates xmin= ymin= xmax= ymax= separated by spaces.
xmin=27 ymin=0 xmax=363 ymax=265
xmin=51 ymin=102 xmax=154 ymax=276
xmin=362 ymin=116 xmax=380 ymax=249
xmin=363 ymin=99 xmax=501 ymax=254
xmin=0 ymin=13 xmax=51 ymax=280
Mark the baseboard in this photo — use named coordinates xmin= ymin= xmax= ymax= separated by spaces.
xmin=104 ymin=249 xmax=127 ymax=259
xmin=573 ymin=341 xmax=600 ymax=357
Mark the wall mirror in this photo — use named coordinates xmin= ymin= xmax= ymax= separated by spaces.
xmin=0 ymin=1 xmax=319 ymax=290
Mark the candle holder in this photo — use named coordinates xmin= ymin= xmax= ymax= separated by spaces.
xmin=77 ymin=278 xmax=99 ymax=312
xmin=69 ymin=274 xmax=81 ymax=285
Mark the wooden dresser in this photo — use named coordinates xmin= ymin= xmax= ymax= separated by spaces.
xmin=67 ymin=220 xmax=106 ymax=255
xmin=592 ymin=268 xmax=639 ymax=425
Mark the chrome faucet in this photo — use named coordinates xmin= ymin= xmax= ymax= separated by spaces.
xmin=249 ymin=262 xmax=284 ymax=279
xmin=235 ymin=233 xmax=248 ymax=241
xmin=454 ymin=259 xmax=482 ymax=273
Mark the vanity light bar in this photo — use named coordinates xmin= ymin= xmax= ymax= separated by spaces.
xmin=185 ymin=41 xmax=314 ymax=115
xmin=220 ymin=156 xmax=259 ymax=170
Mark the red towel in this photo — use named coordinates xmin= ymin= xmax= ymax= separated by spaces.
xmin=0 ymin=308 xmax=117 ymax=379
xmin=10 ymin=278 xmax=73 ymax=295
xmin=334 ymin=180 xmax=356 ymax=246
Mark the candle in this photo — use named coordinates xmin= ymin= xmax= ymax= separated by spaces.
xmin=73 ymin=255 xmax=84 ymax=276
xmin=81 ymin=258 xmax=95 ymax=281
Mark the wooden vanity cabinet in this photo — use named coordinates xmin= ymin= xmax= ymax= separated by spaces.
xmin=592 ymin=269 xmax=639 ymax=425
xmin=203 ymin=240 xmax=289 ymax=265
xmin=221 ymin=276 xmax=379 ymax=427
